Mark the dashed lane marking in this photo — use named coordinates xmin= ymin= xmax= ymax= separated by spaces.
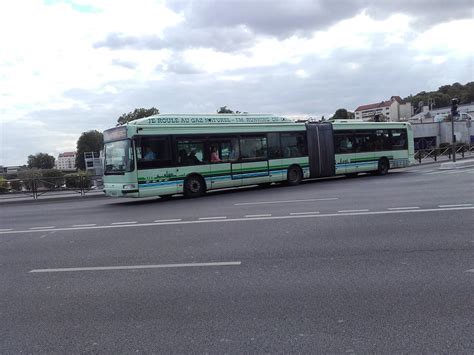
xmin=154 ymin=219 xmax=182 ymax=223
xmin=30 ymin=261 xmax=242 ymax=273
xmin=234 ymin=198 xmax=338 ymax=206
xmin=2 ymin=206 xmax=473 ymax=235
xmin=289 ymin=212 xmax=320 ymax=215
xmin=465 ymin=269 xmax=474 ymax=273
xmin=0 ymin=229 xmax=13 ymax=232
xmin=111 ymin=221 xmax=137 ymax=225
xmin=29 ymin=226 xmax=55 ymax=230
xmin=388 ymin=206 xmax=420 ymax=210
xmin=438 ymin=204 xmax=472 ymax=208
xmin=245 ymin=214 xmax=272 ymax=218
xmin=199 ymin=216 xmax=227 ymax=220
xmin=72 ymin=224 xmax=97 ymax=227
xmin=338 ymin=209 xmax=369 ymax=213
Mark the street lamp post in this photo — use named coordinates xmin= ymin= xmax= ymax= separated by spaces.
xmin=451 ymin=98 xmax=459 ymax=163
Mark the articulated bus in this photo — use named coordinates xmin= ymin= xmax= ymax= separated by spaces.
xmin=103 ymin=114 xmax=414 ymax=198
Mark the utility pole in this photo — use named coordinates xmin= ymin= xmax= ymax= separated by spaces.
xmin=451 ymin=98 xmax=459 ymax=162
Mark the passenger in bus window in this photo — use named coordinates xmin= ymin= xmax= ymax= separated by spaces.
xmin=143 ymin=147 xmax=156 ymax=160
xmin=210 ymin=146 xmax=222 ymax=162
xmin=188 ymin=150 xmax=200 ymax=165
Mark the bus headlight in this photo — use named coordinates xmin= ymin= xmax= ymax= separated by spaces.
xmin=123 ymin=184 xmax=136 ymax=190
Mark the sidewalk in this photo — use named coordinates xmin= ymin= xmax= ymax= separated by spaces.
xmin=412 ymin=151 xmax=474 ymax=166
xmin=0 ymin=190 xmax=106 ymax=205
xmin=439 ymin=158 xmax=474 ymax=170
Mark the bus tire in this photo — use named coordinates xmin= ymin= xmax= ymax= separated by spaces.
xmin=184 ymin=174 xmax=206 ymax=198
xmin=287 ymin=165 xmax=303 ymax=186
xmin=376 ymin=158 xmax=389 ymax=175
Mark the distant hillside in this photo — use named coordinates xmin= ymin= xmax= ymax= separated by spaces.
xmin=404 ymin=82 xmax=474 ymax=113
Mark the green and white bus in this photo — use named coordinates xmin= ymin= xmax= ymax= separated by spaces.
xmin=103 ymin=114 xmax=414 ymax=198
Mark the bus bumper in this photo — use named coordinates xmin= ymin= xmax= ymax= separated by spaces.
xmin=104 ymin=183 xmax=140 ymax=198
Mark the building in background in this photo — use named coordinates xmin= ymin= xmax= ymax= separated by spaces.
xmin=55 ymin=152 xmax=76 ymax=171
xmin=355 ymin=96 xmax=412 ymax=121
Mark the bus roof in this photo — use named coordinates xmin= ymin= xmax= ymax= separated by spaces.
xmin=128 ymin=113 xmax=295 ymax=126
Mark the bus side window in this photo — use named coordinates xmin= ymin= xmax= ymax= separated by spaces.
xmin=390 ymin=129 xmax=407 ymax=150
xmin=267 ymin=133 xmax=281 ymax=159
xmin=240 ymin=136 xmax=267 ymax=160
xmin=136 ymin=137 xmax=172 ymax=169
xmin=334 ymin=133 xmax=355 ymax=154
xmin=375 ymin=130 xmax=391 ymax=151
xmin=176 ymin=139 xmax=206 ymax=165
xmin=281 ymin=132 xmax=306 ymax=158
xmin=208 ymin=138 xmax=239 ymax=162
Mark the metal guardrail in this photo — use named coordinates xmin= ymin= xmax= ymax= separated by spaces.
xmin=0 ymin=175 xmax=103 ymax=200
xmin=414 ymin=144 xmax=473 ymax=163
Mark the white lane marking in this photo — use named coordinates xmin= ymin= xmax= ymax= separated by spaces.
xmin=29 ymin=226 xmax=55 ymax=230
xmin=388 ymin=207 xmax=420 ymax=210
xmin=466 ymin=269 xmax=474 ymax=273
xmin=245 ymin=214 xmax=272 ymax=218
xmin=199 ymin=216 xmax=227 ymax=220
xmin=338 ymin=209 xmax=369 ymax=213
xmin=0 ymin=228 xmax=13 ymax=232
xmin=30 ymin=261 xmax=242 ymax=273
xmin=290 ymin=211 xmax=320 ymax=215
xmin=154 ymin=219 xmax=182 ymax=223
xmin=3 ymin=206 xmax=474 ymax=235
xmin=438 ymin=203 xmax=473 ymax=208
xmin=111 ymin=221 xmax=137 ymax=225
xmin=72 ymin=224 xmax=97 ymax=227
xmin=235 ymin=198 xmax=338 ymax=206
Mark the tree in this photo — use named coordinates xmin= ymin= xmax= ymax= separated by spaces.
xmin=27 ymin=153 xmax=55 ymax=169
xmin=331 ymin=108 xmax=354 ymax=120
xmin=117 ymin=107 xmax=159 ymax=125
xmin=217 ymin=106 xmax=234 ymax=114
xmin=76 ymin=130 xmax=104 ymax=170
xmin=0 ymin=176 xmax=8 ymax=193
xmin=41 ymin=169 xmax=65 ymax=188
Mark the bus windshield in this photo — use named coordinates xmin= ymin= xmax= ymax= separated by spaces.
xmin=104 ymin=139 xmax=134 ymax=174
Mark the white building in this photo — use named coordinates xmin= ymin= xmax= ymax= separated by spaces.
xmin=55 ymin=152 xmax=76 ymax=171
xmin=355 ymin=96 xmax=413 ymax=121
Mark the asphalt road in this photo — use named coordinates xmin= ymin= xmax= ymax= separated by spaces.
xmin=1 ymin=164 xmax=473 ymax=353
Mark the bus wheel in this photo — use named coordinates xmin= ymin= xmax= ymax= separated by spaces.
xmin=376 ymin=158 xmax=389 ymax=175
xmin=184 ymin=175 xmax=206 ymax=198
xmin=287 ymin=165 xmax=303 ymax=186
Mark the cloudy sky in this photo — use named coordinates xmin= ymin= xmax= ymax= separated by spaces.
xmin=0 ymin=0 xmax=473 ymax=166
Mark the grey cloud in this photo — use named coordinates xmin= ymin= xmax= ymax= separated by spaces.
xmin=94 ymin=25 xmax=255 ymax=52
xmin=94 ymin=0 xmax=473 ymax=54
xmin=166 ymin=0 xmax=364 ymax=38
xmin=167 ymin=0 xmax=473 ymax=38
xmin=111 ymin=59 xmax=137 ymax=69
xmin=365 ymin=0 xmax=474 ymax=26
xmin=157 ymin=55 xmax=204 ymax=75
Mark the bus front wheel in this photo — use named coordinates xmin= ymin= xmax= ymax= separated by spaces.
xmin=287 ymin=165 xmax=303 ymax=186
xmin=184 ymin=175 xmax=206 ymax=198
xmin=376 ymin=158 xmax=389 ymax=175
